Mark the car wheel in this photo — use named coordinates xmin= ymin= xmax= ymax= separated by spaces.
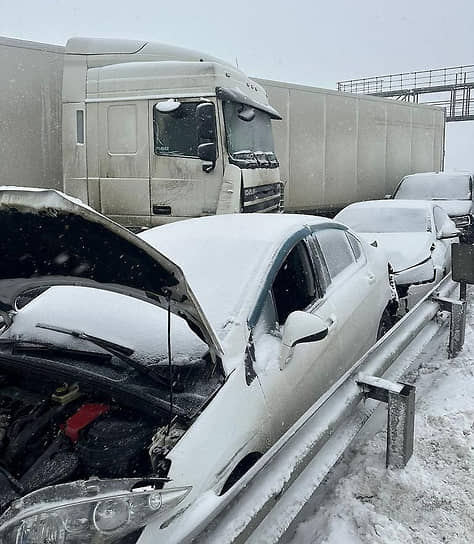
xmin=220 ymin=452 xmax=262 ymax=495
xmin=377 ymin=309 xmax=392 ymax=341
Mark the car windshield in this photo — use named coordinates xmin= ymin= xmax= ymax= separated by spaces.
xmin=395 ymin=174 xmax=472 ymax=200
xmin=337 ymin=206 xmax=429 ymax=233
xmin=223 ymin=100 xmax=276 ymax=157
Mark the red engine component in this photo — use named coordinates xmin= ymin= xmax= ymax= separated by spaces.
xmin=64 ymin=403 xmax=110 ymax=443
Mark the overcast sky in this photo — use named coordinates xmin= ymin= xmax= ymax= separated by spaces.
xmin=1 ymin=0 xmax=473 ymax=169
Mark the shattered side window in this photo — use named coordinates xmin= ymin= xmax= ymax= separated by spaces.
xmin=272 ymin=241 xmax=317 ymax=324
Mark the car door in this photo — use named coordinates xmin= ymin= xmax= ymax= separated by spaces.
xmin=253 ymin=235 xmax=342 ymax=440
xmin=312 ymin=227 xmax=382 ymax=367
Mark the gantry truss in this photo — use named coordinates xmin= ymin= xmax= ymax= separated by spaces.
xmin=338 ymin=65 xmax=474 ymax=122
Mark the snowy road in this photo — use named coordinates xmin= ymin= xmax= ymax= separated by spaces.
xmin=290 ymin=292 xmax=474 ymax=544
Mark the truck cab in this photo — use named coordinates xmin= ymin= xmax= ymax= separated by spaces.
xmin=62 ymin=38 xmax=283 ymax=228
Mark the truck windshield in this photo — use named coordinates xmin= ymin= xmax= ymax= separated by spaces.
xmin=153 ymin=102 xmax=199 ymax=158
xmin=223 ymin=101 xmax=278 ymax=168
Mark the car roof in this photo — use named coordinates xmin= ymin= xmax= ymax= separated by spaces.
xmin=141 ymin=213 xmax=336 ymax=247
xmin=139 ymin=214 xmax=343 ymax=343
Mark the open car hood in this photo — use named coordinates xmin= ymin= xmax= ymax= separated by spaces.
xmin=0 ymin=188 xmax=223 ymax=361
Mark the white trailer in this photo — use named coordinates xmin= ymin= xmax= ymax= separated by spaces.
xmin=256 ymin=78 xmax=446 ymax=214
xmin=0 ymin=37 xmax=64 ymax=189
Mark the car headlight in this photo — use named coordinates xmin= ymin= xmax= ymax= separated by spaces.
xmin=0 ymin=478 xmax=191 ymax=544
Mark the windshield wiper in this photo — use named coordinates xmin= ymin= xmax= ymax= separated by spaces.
xmin=35 ymin=323 xmax=175 ymax=390
xmin=0 ymin=339 xmax=112 ymax=363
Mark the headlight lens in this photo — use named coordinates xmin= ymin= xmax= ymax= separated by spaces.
xmin=0 ymin=478 xmax=191 ymax=544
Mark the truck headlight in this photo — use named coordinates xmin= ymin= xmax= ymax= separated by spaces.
xmin=0 ymin=478 xmax=191 ymax=544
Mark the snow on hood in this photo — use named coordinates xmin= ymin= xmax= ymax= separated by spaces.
xmin=0 ymin=187 xmax=223 ymax=361
xmin=2 ymin=286 xmax=209 ymax=366
xmin=358 ymin=232 xmax=433 ymax=272
xmin=430 ymin=200 xmax=472 ymax=217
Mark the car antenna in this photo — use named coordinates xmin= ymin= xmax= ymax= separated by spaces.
xmin=166 ymin=290 xmax=174 ymax=436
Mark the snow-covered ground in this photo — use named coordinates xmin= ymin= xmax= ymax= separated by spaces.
xmin=291 ymin=294 xmax=474 ymax=544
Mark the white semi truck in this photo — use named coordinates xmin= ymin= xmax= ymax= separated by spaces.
xmin=62 ymin=38 xmax=283 ymax=228
xmin=0 ymin=36 xmax=446 ymax=226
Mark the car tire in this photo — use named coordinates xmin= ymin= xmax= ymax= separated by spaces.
xmin=220 ymin=452 xmax=262 ymax=495
xmin=377 ymin=308 xmax=392 ymax=341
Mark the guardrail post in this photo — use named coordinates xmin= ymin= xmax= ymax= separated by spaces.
xmin=357 ymin=375 xmax=415 ymax=468
xmin=433 ymin=296 xmax=466 ymax=358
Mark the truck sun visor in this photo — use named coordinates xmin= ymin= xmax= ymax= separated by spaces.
xmin=216 ymin=87 xmax=282 ymax=120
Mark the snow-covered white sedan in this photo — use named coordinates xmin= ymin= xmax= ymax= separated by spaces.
xmin=335 ymin=200 xmax=459 ymax=312
xmin=0 ymin=189 xmax=396 ymax=543
xmin=392 ymin=171 xmax=473 ymax=240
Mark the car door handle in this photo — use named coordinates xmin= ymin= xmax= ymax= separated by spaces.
xmin=326 ymin=315 xmax=337 ymax=331
xmin=366 ymin=272 xmax=376 ymax=284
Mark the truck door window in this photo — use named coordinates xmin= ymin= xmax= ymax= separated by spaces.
xmin=272 ymin=241 xmax=316 ymax=324
xmin=153 ymin=102 xmax=200 ymax=158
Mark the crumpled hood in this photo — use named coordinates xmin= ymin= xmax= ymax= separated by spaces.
xmin=0 ymin=187 xmax=223 ymax=361
xmin=430 ymin=200 xmax=472 ymax=217
xmin=359 ymin=232 xmax=433 ymax=272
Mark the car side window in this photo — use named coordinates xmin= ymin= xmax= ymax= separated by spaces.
xmin=315 ymin=228 xmax=355 ymax=280
xmin=272 ymin=240 xmax=317 ymax=324
xmin=346 ymin=232 xmax=362 ymax=260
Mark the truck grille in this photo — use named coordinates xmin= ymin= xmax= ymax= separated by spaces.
xmin=243 ymin=183 xmax=283 ymax=213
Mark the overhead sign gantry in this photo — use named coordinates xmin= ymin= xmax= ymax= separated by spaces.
xmin=338 ymin=65 xmax=474 ymax=121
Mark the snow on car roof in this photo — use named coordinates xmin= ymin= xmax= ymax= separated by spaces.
xmin=401 ymin=171 xmax=472 ymax=182
xmin=139 ymin=214 xmax=334 ymax=337
xmin=341 ymin=199 xmax=433 ymax=210
xmin=143 ymin=213 xmax=332 ymax=243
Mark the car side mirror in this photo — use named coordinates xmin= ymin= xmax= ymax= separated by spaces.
xmin=197 ymin=103 xmax=217 ymax=173
xmin=384 ymin=194 xmax=392 ymax=199
xmin=437 ymin=224 xmax=460 ymax=239
xmin=280 ymin=311 xmax=328 ymax=370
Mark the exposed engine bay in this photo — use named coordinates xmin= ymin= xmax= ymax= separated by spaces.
xmin=0 ymin=376 xmax=184 ymax=515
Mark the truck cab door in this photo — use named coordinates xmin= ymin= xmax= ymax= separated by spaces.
xmin=97 ymin=101 xmax=151 ymax=228
xmin=149 ymin=99 xmax=224 ymax=225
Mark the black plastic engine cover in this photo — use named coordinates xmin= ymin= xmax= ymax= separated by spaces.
xmin=76 ymin=416 xmax=152 ymax=478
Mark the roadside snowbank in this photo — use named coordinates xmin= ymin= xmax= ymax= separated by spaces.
xmin=292 ymin=297 xmax=474 ymax=544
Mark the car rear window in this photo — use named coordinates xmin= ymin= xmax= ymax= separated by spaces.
xmin=395 ymin=174 xmax=472 ymax=200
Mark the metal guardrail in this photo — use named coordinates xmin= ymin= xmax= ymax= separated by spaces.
xmin=159 ymin=274 xmax=460 ymax=544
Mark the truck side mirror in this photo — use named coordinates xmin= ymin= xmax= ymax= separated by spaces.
xmin=196 ymin=103 xmax=217 ymax=173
